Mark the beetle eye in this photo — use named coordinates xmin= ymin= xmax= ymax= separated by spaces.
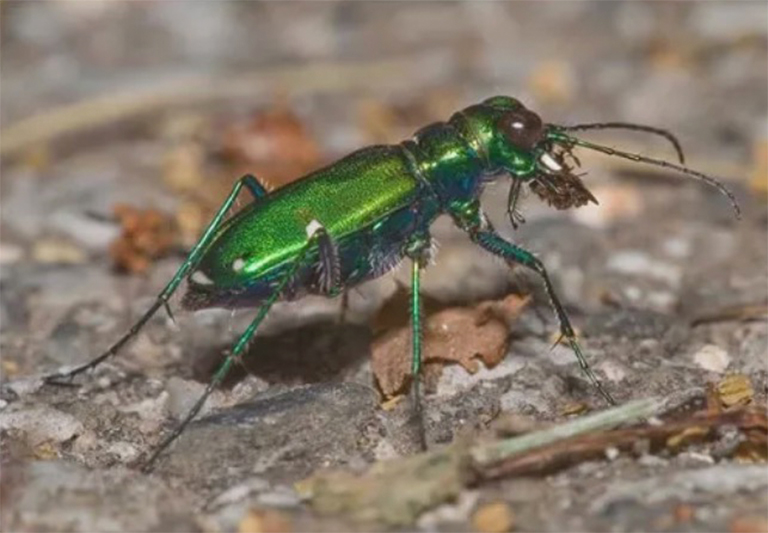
xmin=499 ymin=109 xmax=544 ymax=149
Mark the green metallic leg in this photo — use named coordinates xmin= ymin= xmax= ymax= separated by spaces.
xmin=44 ymin=175 xmax=264 ymax=384
xmin=404 ymin=233 xmax=430 ymax=448
xmin=453 ymin=203 xmax=615 ymax=405
xmin=141 ymin=227 xmax=321 ymax=472
xmin=242 ymin=174 xmax=269 ymax=200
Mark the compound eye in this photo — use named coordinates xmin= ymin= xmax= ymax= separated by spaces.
xmin=499 ymin=109 xmax=544 ymax=149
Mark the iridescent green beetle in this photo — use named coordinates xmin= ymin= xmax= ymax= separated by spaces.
xmin=44 ymin=96 xmax=740 ymax=470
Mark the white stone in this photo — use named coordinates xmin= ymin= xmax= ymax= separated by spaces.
xmin=692 ymin=344 xmax=731 ymax=374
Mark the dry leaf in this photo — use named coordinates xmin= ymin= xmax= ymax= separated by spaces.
xmin=371 ymin=293 xmax=530 ymax=398
xmin=110 ymin=204 xmax=178 ymax=274
xmin=716 ymin=374 xmax=754 ymax=408
xmin=472 ymin=501 xmax=516 ymax=533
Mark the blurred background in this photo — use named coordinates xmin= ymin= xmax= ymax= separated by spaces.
xmin=2 ymin=2 xmax=767 ymax=532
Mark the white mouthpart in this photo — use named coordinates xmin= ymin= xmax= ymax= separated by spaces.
xmin=305 ymin=219 xmax=324 ymax=238
xmin=191 ymin=270 xmax=214 ymax=285
xmin=540 ymin=152 xmax=563 ymax=172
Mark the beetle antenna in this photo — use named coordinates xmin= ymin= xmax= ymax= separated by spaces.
xmin=566 ymin=136 xmax=741 ymax=219
xmin=560 ymin=122 xmax=685 ymax=164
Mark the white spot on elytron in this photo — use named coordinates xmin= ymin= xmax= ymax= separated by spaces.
xmin=306 ymin=219 xmax=323 ymax=237
xmin=191 ymin=270 xmax=214 ymax=285
xmin=540 ymin=152 xmax=563 ymax=172
xmin=232 ymin=258 xmax=246 ymax=272
xmin=511 ymin=121 xmax=524 ymax=130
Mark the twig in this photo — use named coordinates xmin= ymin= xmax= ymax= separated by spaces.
xmin=1 ymin=58 xmax=418 ymax=157
xmin=470 ymin=396 xmax=663 ymax=466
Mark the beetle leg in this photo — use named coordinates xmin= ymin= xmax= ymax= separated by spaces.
xmin=308 ymin=220 xmax=342 ymax=296
xmin=141 ymin=224 xmax=326 ymax=472
xmin=242 ymin=174 xmax=269 ymax=200
xmin=451 ymin=202 xmax=615 ymax=405
xmin=43 ymin=175 xmax=258 ymax=385
xmin=402 ymin=232 xmax=431 ymax=449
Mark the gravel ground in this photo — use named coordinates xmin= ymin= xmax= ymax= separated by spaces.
xmin=2 ymin=3 xmax=767 ymax=532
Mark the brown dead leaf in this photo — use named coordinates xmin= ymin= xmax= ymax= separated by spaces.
xmin=219 ymin=104 xmax=321 ymax=190
xmin=717 ymin=374 xmax=754 ymax=408
xmin=371 ymin=293 xmax=530 ymax=398
xmin=472 ymin=501 xmax=516 ymax=533
xmin=110 ymin=204 xmax=178 ymax=274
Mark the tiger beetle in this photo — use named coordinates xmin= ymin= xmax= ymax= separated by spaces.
xmin=43 ymin=96 xmax=740 ymax=472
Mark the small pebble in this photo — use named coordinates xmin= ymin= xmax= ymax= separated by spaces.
xmin=692 ymin=344 xmax=731 ymax=374
xmin=638 ymin=454 xmax=669 ymax=467
xmin=604 ymin=447 xmax=620 ymax=461
xmin=472 ymin=501 xmax=516 ymax=533
xmin=0 ymin=406 xmax=83 ymax=445
xmin=607 ymin=251 xmax=681 ymax=286
xmin=32 ymin=238 xmax=87 ymax=264
xmin=0 ymin=243 xmax=24 ymax=265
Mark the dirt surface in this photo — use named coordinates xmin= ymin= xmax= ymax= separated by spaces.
xmin=1 ymin=3 xmax=767 ymax=532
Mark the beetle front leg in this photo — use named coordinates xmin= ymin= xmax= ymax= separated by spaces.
xmin=452 ymin=202 xmax=616 ymax=405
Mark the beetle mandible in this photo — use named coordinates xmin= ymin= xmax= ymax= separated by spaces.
xmin=44 ymin=96 xmax=740 ymax=471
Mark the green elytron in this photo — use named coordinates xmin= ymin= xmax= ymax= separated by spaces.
xmin=45 ymin=96 xmax=740 ymax=470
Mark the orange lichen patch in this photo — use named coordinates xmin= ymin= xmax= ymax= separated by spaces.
xmin=560 ymin=401 xmax=590 ymax=417
xmin=219 ymin=105 xmax=322 ymax=189
xmin=371 ymin=293 xmax=529 ymax=399
xmin=110 ymin=204 xmax=178 ymax=274
xmin=666 ymin=425 xmax=710 ymax=450
xmin=716 ymin=374 xmax=754 ymax=408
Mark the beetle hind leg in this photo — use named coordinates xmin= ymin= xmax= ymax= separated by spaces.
xmin=309 ymin=221 xmax=342 ymax=296
xmin=141 ymin=223 xmax=330 ymax=471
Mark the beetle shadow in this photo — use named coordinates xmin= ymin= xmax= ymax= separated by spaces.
xmin=191 ymin=321 xmax=372 ymax=388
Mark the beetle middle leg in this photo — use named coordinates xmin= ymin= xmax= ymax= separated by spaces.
xmin=451 ymin=201 xmax=616 ymax=405
xmin=402 ymin=231 xmax=431 ymax=450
